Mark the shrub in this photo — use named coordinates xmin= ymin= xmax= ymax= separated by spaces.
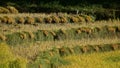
xmin=17 ymin=17 xmax=25 ymax=24
xmin=0 ymin=7 xmax=10 ymax=13
xmin=26 ymin=17 xmax=35 ymax=24
xmin=6 ymin=6 xmax=19 ymax=13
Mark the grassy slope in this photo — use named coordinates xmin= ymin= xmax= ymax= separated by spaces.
xmin=60 ymin=50 xmax=120 ymax=68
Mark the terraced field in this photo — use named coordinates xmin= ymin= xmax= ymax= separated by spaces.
xmin=0 ymin=13 xmax=120 ymax=68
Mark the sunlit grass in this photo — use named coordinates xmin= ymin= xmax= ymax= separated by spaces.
xmin=60 ymin=50 xmax=120 ymax=68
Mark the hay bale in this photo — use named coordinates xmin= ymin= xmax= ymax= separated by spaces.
xmin=59 ymin=16 xmax=68 ymax=23
xmin=60 ymin=29 xmax=66 ymax=35
xmin=20 ymin=32 xmax=27 ymax=39
xmin=44 ymin=17 xmax=52 ymax=23
xmin=26 ymin=17 xmax=35 ymax=24
xmin=36 ymin=17 xmax=44 ymax=23
xmin=77 ymin=16 xmax=85 ymax=22
xmin=81 ymin=27 xmax=92 ymax=34
xmin=6 ymin=6 xmax=18 ymax=13
xmin=17 ymin=17 xmax=25 ymax=24
xmin=0 ymin=16 xmax=8 ymax=23
xmin=0 ymin=34 xmax=7 ymax=41
xmin=0 ymin=7 xmax=10 ymax=13
xmin=93 ymin=45 xmax=100 ymax=52
xmin=69 ymin=16 xmax=79 ymax=23
xmin=43 ymin=30 xmax=49 ymax=37
xmin=0 ymin=17 xmax=2 ymax=23
xmin=82 ymin=46 xmax=88 ymax=53
xmin=59 ymin=47 xmax=71 ymax=56
xmin=85 ymin=15 xmax=93 ymax=22
xmin=50 ymin=31 xmax=56 ymax=36
xmin=117 ymin=26 xmax=120 ymax=31
xmin=51 ymin=16 xmax=60 ymax=23
xmin=39 ymin=64 xmax=42 ymax=68
xmin=93 ymin=27 xmax=101 ymax=32
xmin=107 ymin=26 xmax=116 ymax=33
xmin=6 ymin=17 xmax=15 ymax=24
xmin=76 ymin=29 xmax=82 ymax=34
xmin=68 ymin=48 xmax=74 ymax=54
xmin=111 ymin=44 xmax=119 ymax=50
xmin=28 ymin=32 xmax=34 ymax=39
